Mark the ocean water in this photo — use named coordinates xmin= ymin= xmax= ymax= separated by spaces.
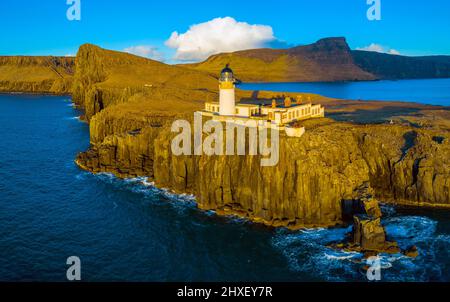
xmin=239 ymin=78 xmax=450 ymax=106
xmin=0 ymin=94 xmax=449 ymax=282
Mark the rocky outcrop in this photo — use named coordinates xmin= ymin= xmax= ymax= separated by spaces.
xmin=352 ymin=215 xmax=400 ymax=254
xmin=331 ymin=187 xmax=418 ymax=257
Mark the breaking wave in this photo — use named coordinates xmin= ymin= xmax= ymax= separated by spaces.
xmin=271 ymin=215 xmax=450 ymax=281
xmin=66 ymin=116 xmax=81 ymax=120
xmin=92 ymin=173 xmax=198 ymax=214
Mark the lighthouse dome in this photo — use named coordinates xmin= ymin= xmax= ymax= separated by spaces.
xmin=220 ymin=64 xmax=234 ymax=82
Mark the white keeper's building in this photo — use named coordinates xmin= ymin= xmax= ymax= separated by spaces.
xmin=199 ymin=65 xmax=325 ymax=137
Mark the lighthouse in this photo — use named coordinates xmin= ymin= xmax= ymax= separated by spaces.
xmin=219 ymin=64 xmax=236 ymax=116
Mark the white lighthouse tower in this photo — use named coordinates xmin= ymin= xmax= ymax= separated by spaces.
xmin=219 ymin=64 xmax=236 ymax=116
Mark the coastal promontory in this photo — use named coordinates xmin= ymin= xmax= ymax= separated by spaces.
xmin=2 ymin=43 xmax=449 ymax=230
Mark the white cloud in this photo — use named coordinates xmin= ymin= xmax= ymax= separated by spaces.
xmin=165 ymin=17 xmax=276 ymax=62
xmin=387 ymin=49 xmax=400 ymax=55
xmin=357 ymin=43 xmax=401 ymax=55
xmin=123 ymin=45 xmax=165 ymax=61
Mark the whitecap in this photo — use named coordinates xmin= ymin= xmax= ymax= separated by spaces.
xmin=271 ymin=226 xmax=361 ymax=281
xmin=66 ymin=116 xmax=80 ymax=120
xmin=324 ymin=251 xmax=360 ymax=261
xmin=93 ymin=174 xmax=198 ymax=214
xmin=384 ymin=216 xmax=437 ymax=248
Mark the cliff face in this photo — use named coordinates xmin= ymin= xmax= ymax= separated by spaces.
xmin=76 ymin=115 xmax=450 ymax=229
xmin=183 ymin=38 xmax=376 ymax=82
xmin=0 ymin=56 xmax=74 ymax=94
xmin=359 ymin=127 xmax=450 ymax=206
xmin=352 ymin=50 xmax=450 ymax=79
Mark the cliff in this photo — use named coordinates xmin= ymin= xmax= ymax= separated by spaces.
xmin=71 ymin=44 xmax=220 ymax=121
xmin=76 ymin=108 xmax=450 ymax=229
xmin=0 ymin=56 xmax=74 ymax=93
xmin=182 ymin=38 xmax=376 ymax=82
xmin=352 ymin=50 xmax=450 ymax=79
xmin=182 ymin=37 xmax=450 ymax=82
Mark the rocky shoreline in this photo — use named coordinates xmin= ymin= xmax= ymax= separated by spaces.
xmin=75 ymin=115 xmax=450 ymax=230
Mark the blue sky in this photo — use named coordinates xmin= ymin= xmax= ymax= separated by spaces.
xmin=1 ymin=0 xmax=449 ymax=62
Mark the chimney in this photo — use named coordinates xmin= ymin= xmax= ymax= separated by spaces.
xmin=284 ymin=97 xmax=292 ymax=108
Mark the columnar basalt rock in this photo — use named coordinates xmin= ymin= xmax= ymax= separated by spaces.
xmin=76 ymin=115 xmax=450 ymax=229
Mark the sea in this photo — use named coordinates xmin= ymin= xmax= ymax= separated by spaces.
xmin=0 ymin=80 xmax=449 ymax=281
xmin=239 ymin=78 xmax=450 ymax=106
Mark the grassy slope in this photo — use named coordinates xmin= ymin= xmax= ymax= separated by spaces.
xmin=71 ymin=44 xmax=338 ymax=122
xmin=71 ymin=44 xmax=224 ymax=120
xmin=181 ymin=37 xmax=376 ymax=82
xmin=0 ymin=56 xmax=74 ymax=93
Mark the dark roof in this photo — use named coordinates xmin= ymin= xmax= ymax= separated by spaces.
xmin=221 ymin=64 xmax=233 ymax=74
